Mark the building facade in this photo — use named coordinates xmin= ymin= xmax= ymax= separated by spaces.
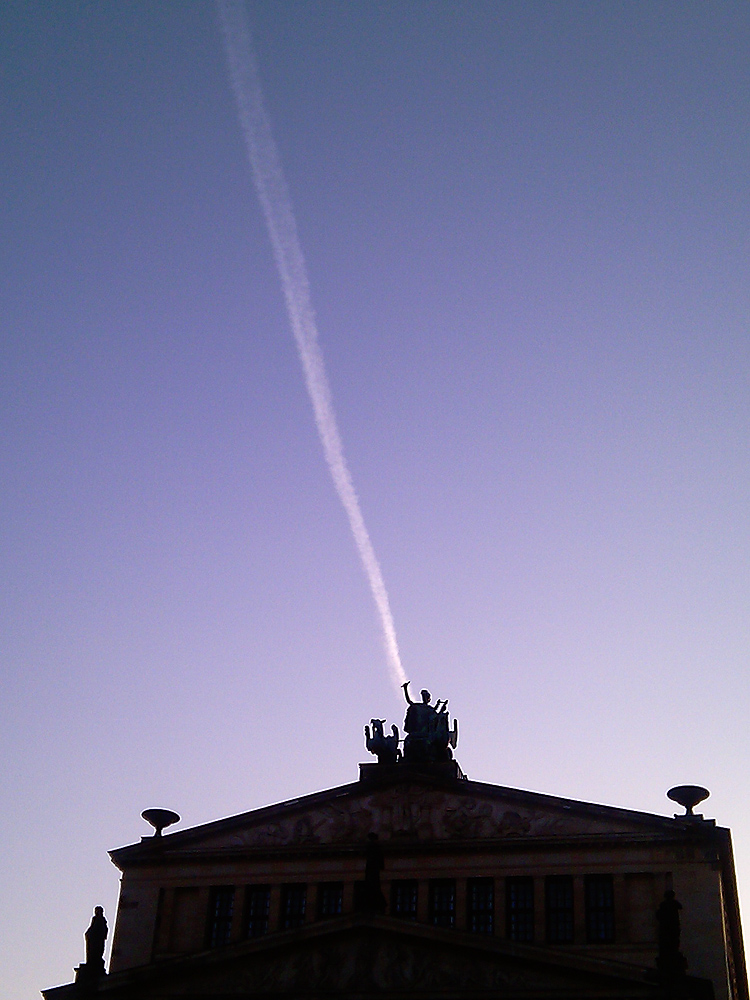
xmin=43 ymin=755 xmax=747 ymax=1000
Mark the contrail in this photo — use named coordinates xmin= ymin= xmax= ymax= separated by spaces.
xmin=217 ymin=0 xmax=406 ymax=691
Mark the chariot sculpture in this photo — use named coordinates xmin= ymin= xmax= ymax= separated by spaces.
xmin=364 ymin=680 xmax=458 ymax=765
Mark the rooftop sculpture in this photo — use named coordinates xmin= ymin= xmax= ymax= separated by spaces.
xmin=364 ymin=680 xmax=458 ymax=765
xmin=74 ymin=906 xmax=108 ymax=987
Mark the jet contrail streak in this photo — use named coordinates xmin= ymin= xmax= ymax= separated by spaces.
xmin=217 ymin=0 xmax=406 ymax=691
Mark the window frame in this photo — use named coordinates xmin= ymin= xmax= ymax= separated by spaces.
xmin=585 ymin=874 xmax=615 ymax=943
xmin=280 ymin=883 xmax=307 ymax=930
xmin=244 ymin=884 xmax=271 ymax=939
xmin=467 ymin=877 xmax=494 ymax=935
xmin=317 ymin=881 xmax=344 ymax=919
xmin=206 ymin=885 xmax=235 ymax=949
xmin=390 ymin=879 xmax=418 ymax=920
xmin=429 ymin=878 xmax=456 ymax=929
xmin=506 ymin=875 xmax=535 ymax=942
xmin=545 ymin=875 xmax=574 ymax=944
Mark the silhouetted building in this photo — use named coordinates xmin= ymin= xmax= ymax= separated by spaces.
xmin=42 ymin=756 xmax=746 ymax=1000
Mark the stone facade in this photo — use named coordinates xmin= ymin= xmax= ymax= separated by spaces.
xmin=42 ymin=763 xmax=747 ymax=1000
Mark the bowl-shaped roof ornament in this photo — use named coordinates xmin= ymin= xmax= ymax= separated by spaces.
xmin=667 ymin=785 xmax=710 ymax=816
xmin=141 ymin=808 xmax=181 ymax=836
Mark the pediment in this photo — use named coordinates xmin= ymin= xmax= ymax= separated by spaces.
xmin=85 ymin=917 xmax=667 ymax=998
xmin=202 ymin=786 xmax=613 ymax=849
xmin=122 ymin=772 xmax=678 ymax=858
xmin=187 ymin=925 xmax=656 ymax=997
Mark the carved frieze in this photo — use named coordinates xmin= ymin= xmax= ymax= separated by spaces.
xmin=205 ymin=786 xmax=619 ymax=850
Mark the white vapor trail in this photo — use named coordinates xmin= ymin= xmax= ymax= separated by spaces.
xmin=217 ymin=1 xmax=406 ymax=691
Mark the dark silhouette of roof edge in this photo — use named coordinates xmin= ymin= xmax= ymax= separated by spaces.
xmin=110 ymin=766 xmax=720 ymax=866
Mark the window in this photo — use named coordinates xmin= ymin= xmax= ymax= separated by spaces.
xmin=506 ymin=876 xmax=534 ymax=942
xmin=546 ymin=876 xmax=574 ymax=943
xmin=206 ymin=886 xmax=234 ymax=949
xmin=244 ymin=885 xmax=270 ymax=938
xmin=280 ymin=884 xmax=307 ymax=930
xmin=429 ymin=879 xmax=456 ymax=929
xmin=468 ymin=878 xmax=494 ymax=934
xmin=318 ymin=882 xmax=343 ymax=919
xmin=585 ymin=875 xmax=615 ymax=943
xmin=391 ymin=880 xmax=418 ymax=920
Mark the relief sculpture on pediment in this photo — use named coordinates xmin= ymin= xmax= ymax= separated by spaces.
xmin=222 ymin=787 xmax=609 ymax=850
xmin=251 ymin=821 xmax=288 ymax=846
xmin=444 ymin=800 xmax=494 ymax=839
xmin=497 ymin=809 xmax=532 ymax=835
xmin=313 ymin=802 xmax=362 ymax=843
xmin=372 ymin=785 xmax=437 ymax=839
xmin=528 ymin=813 xmax=572 ymax=835
xmin=232 ymin=802 xmax=371 ymax=848
xmin=292 ymin=815 xmax=318 ymax=844
xmin=442 ymin=800 xmax=532 ymax=839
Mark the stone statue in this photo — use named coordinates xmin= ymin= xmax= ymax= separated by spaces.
xmin=83 ymin=906 xmax=107 ymax=976
xmin=656 ymin=890 xmax=687 ymax=975
xmin=401 ymin=681 xmax=457 ymax=763
xmin=364 ymin=719 xmax=401 ymax=765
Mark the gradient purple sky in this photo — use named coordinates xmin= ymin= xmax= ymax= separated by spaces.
xmin=2 ymin=3 xmax=749 ymax=996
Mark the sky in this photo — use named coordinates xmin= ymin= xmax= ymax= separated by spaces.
xmin=1 ymin=2 xmax=749 ymax=996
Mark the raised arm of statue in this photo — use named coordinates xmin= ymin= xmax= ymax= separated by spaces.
xmin=402 ymin=681 xmax=414 ymax=705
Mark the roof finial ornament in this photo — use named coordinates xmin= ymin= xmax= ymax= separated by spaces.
xmin=141 ymin=808 xmax=181 ymax=836
xmin=667 ymin=785 xmax=709 ymax=817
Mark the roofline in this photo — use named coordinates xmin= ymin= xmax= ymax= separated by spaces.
xmin=110 ymin=768 xmax=716 ymax=868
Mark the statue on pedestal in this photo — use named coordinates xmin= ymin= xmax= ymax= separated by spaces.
xmin=363 ymin=681 xmax=458 ymax=766
xmin=364 ymin=719 xmax=401 ymax=764
xmin=75 ymin=906 xmax=107 ymax=987
xmin=401 ymin=681 xmax=457 ymax=763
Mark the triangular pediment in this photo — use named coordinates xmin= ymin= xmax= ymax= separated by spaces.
xmin=41 ymin=916 xmax=717 ymax=1000
xmin=112 ymin=769 xmax=682 ymax=864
